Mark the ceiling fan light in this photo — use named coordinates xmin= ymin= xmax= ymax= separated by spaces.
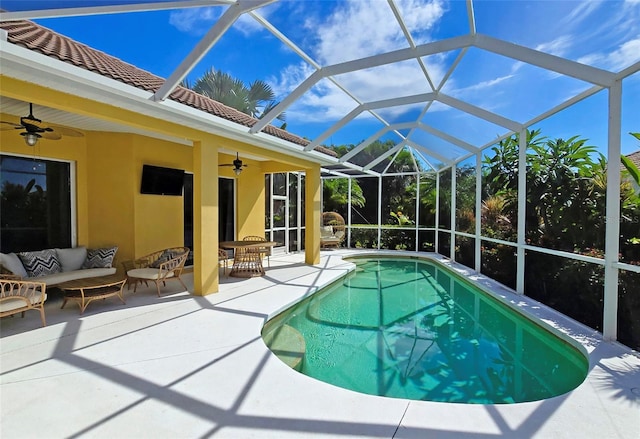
xmin=21 ymin=132 xmax=41 ymax=146
xmin=233 ymin=167 xmax=242 ymax=176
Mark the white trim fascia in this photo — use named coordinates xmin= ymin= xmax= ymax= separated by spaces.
xmin=0 ymin=40 xmax=337 ymax=167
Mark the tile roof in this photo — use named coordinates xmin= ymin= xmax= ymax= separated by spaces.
xmin=0 ymin=19 xmax=337 ymax=158
xmin=627 ymin=151 xmax=640 ymax=169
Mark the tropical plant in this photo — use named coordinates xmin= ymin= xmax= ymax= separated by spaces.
xmin=622 ymin=132 xmax=640 ymax=195
xmin=322 ymin=178 xmax=365 ymax=219
xmin=390 ymin=210 xmax=413 ymax=225
xmin=184 ymin=67 xmax=285 ymax=124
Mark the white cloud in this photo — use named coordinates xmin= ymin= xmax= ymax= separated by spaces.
xmin=273 ymin=0 xmax=447 ymax=124
xmin=607 ymin=37 xmax=640 ymax=70
xmin=169 ymin=7 xmax=222 ymax=35
xmin=169 ymin=5 xmax=270 ymax=36
xmin=560 ymin=1 xmax=603 ymax=28
xmin=447 ymin=74 xmax=515 ymax=96
xmin=535 ymin=35 xmax=573 ymax=57
xmin=577 ymin=36 xmax=640 ymax=71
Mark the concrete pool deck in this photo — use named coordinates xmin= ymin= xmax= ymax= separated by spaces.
xmin=1 ymin=251 xmax=638 ymax=438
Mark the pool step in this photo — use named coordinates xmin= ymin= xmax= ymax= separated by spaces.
xmin=263 ymin=324 xmax=306 ymax=371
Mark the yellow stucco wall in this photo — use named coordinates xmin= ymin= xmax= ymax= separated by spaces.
xmin=1 ymin=77 xmax=324 ymax=294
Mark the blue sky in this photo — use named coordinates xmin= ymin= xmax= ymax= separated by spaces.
xmin=4 ymin=0 xmax=640 ymax=161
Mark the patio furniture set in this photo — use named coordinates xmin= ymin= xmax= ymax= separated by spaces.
xmin=0 ymin=246 xmax=191 ymax=327
xmin=0 ymin=237 xmax=281 ymax=328
xmin=220 ymin=236 xmax=276 ymax=277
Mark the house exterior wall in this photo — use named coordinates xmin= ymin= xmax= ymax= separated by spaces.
xmin=0 ymin=78 xmax=323 ymax=295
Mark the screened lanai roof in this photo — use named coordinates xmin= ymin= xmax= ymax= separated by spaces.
xmin=1 ymin=0 xmax=639 ymax=176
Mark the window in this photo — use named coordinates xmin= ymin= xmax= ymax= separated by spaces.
xmin=1 ymin=155 xmax=72 ymax=253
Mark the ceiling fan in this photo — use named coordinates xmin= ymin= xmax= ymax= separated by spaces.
xmin=0 ymin=103 xmax=84 ymax=146
xmin=219 ymin=152 xmax=248 ymax=175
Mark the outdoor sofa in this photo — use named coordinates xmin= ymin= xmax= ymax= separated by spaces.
xmin=0 ymin=246 xmax=117 ymax=286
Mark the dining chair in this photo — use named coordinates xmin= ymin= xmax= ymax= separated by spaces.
xmin=242 ymin=235 xmax=270 ymax=267
xmin=218 ymin=248 xmax=230 ymax=277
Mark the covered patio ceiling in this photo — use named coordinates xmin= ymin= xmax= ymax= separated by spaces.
xmin=1 ymin=0 xmax=638 ymax=176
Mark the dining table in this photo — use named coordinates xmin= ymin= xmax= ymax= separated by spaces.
xmin=219 ymin=240 xmax=277 ymax=277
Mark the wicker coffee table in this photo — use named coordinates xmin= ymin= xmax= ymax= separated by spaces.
xmin=58 ymin=274 xmax=126 ymax=314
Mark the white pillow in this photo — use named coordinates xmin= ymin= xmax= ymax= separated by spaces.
xmin=56 ymin=247 xmax=87 ymax=272
xmin=0 ymin=252 xmax=28 ymax=278
xmin=320 ymin=225 xmax=334 ymax=238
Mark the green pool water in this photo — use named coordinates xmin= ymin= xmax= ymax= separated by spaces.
xmin=262 ymin=257 xmax=589 ymax=404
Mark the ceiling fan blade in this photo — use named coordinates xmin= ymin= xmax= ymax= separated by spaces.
xmin=41 ymin=131 xmax=62 ymax=140
xmin=49 ymin=125 xmax=84 ymax=137
xmin=219 ymin=164 xmax=235 ymax=167
xmin=0 ymin=121 xmax=23 ymax=130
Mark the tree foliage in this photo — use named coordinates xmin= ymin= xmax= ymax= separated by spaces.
xmin=183 ymin=67 xmax=285 ymax=124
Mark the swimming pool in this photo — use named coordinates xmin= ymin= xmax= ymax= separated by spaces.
xmin=262 ymin=257 xmax=589 ymax=404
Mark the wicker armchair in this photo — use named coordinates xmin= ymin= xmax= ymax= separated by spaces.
xmin=321 ymin=212 xmax=346 ymax=248
xmin=0 ymin=278 xmax=47 ymax=327
xmin=124 ymin=247 xmax=190 ymax=296
xmin=242 ymin=235 xmax=271 ymax=267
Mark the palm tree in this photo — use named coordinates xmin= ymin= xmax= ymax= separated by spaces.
xmin=183 ymin=68 xmax=285 ymax=124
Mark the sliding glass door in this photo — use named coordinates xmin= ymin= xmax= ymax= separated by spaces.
xmin=1 ymin=154 xmax=72 ymax=253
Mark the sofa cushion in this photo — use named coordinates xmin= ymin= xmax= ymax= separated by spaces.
xmin=83 ymin=246 xmax=118 ymax=269
xmin=17 ymin=249 xmax=62 ymax=278
xmin=0 ymin=252 xmax=28 ymax=278
xmin=56 ymin=247 xmax=87 ymax=272
xmin=37 ymin=267 xmax=116 ymax=286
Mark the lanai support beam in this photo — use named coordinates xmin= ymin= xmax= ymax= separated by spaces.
xmin=474 ymin=34 xmax=616 ymax=87
xmin=516 ymin=128 xmax=527 ymax=295
xmin=603 ymin=80 xmax=622 ymax=341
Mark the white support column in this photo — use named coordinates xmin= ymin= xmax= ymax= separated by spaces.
xmin=516 ymin=129 xmax=527 ymax=295
xmin=348 ymin=178 xmax=352 ymax=247
xmin=415 ymin=173 xmax=421 ymax=252
xmin=377 ymin=175 xmax=382 ymax=249
xmin=603 ymin=80 xmax=623 ymax=341
xmin=475 ymin=151 xmax=482 ymax=272
xmin=435 ymin=171 xmax=440 ymax=251
xmin=451 ymin=164 xmax=457 ymax=261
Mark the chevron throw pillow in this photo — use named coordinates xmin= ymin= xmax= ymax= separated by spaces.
xmin=18 ymin=249 xmax=62 ymax=278
xmin=82 ymin=246 xmax=118 ymax=269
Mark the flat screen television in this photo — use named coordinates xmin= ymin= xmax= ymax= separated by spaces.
xmin=140 ymin=164 xmax=185 ymax=196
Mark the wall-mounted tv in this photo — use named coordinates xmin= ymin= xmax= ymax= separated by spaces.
xmin=140 ymin=164 xmax=185 ymax=196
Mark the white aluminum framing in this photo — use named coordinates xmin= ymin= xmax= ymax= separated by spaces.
xmin=2 ymin=0 xmax=638 ymax=344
